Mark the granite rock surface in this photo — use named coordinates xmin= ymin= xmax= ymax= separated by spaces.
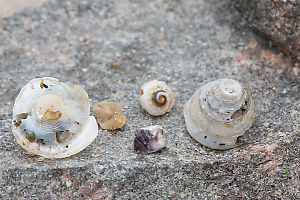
xmin=233 ymin=0 xmax=300 ymax=61
xmin=0 ymin=0 xmax=299 ymax=199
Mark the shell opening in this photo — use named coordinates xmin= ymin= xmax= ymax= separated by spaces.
xmin=230 ymin=98 xmax=249 ymax=120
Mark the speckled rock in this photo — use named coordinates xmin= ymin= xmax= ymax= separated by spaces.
xmin=232 ymin=0 xmax=300 ymax=61
xmin=0 ymin=0 xmax=299 ymax=199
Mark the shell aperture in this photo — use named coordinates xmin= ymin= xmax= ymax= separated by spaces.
xmin=140 ymin=80 xmax=175 ymax=116
xmin=184 ymin=78 xmax=255 ymax=150
xmin=12 ymin=77 xmax=98 ymax=158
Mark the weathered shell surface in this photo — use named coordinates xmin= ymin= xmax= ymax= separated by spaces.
xmin=93 ymin=101 xmax=126 ymax=130
xmin=184 ymin=78 xmax=255 ymax=150
xmin=139 ymin=80 xmax=175 ymax=116
xmin=12 ymin=77 xmax=98 ymax=158
xmin=134 ymin=125 xmax=166 ymax=154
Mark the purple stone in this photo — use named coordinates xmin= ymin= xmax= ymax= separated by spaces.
xmin=134 ymin=125 xmax=166 ymax=154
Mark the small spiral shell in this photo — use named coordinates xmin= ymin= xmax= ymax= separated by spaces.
xmin=184 ymin=78 xmax=255 ymax=150
xmin=140 ymin=80 xmax=175 ymax=116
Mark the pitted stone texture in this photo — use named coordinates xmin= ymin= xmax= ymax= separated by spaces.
xmin=0 ymin=0 xmax=299 ymax=199
xmin=233 ymin=0 xmax=300 ymax=61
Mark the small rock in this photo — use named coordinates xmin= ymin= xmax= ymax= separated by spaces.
xmin=93 ymin=101 xmax=126 ymax=130
xmin=134 ymin=125 xmax=166 ymax=154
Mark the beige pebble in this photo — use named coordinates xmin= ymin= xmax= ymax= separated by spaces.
xmin=93 ymin=101 xmax=126 ymax=130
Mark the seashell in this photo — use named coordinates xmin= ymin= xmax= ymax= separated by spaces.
xmin=139 ymin=80 xmax=175 ymax=116
xmin=12 ymin=77 xmax=98 ymax=158
xmin=184 ymin=78 xmax=255 ymax=150
xmin=93 ymin=101 xmax=126 ymax=130
xmin=134 ymin=125 xmax=166 ymax=154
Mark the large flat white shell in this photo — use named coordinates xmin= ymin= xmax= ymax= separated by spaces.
xmin=12 ymin=116 xmax=98 ymax=158
xmin=12 ymin=77 xmax=98 ymax=158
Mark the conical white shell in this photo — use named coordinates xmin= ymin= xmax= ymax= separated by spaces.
xmin=12 ymin=77 xmax=98 ymax=158
xmin=184 ymin=78 xmax=255 ymax=150
xmin=139 ymin=80 xmax=175 ymax=116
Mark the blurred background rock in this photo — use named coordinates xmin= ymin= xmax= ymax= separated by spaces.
xmin=0 ymin=0 xmax=47 ymax=17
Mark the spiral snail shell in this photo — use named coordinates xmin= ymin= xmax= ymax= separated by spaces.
xmin=12 ymin=77 xmax=98 ymax=158
xmin=184 ymin=78 xmax=255 ymax=150
xmin=139 ymin=80 xmax=175 ymax=116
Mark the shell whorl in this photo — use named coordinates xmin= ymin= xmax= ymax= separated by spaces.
xmin=184 ymin=78 xmax=255 ymax=150
xmin=140 ymin=80 xmax=175 ymax=116
xmin=152 ymin=89 xmax=168 ymax=107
